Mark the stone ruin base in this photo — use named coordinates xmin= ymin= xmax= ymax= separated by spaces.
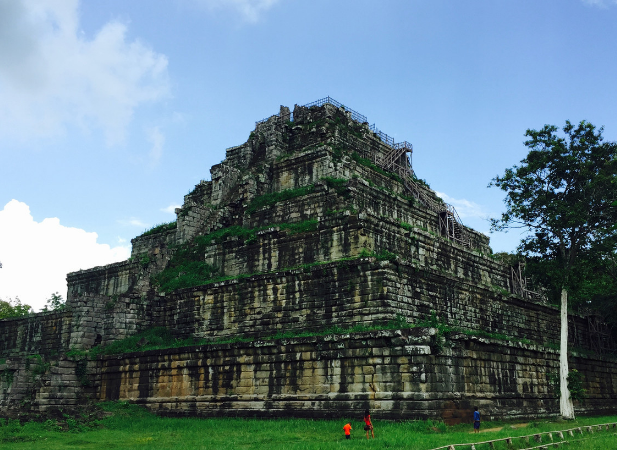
xmin=96 ymin=329 xmax=616 ymax=424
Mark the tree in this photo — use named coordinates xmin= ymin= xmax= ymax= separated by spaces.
xmin=574 ymin=249 xmax=617 ymax=333
xmin=490 ymin=120 xmax=617 ymax=419
xmin=0 ymin=297 xmax=33 ymax=319
xmin=42 ymin=292 xmax=66 ymax=312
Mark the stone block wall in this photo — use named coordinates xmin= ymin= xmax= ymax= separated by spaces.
xmin=96 ymin=329 xmax=617 ymax=423
xmin=150 ymin=259 xmax=390 ymax=340
xmin=149 ymin=256 xmax=587 ymax=348
xmin=0 ymin=355 xmax=97 ymax=416
xmin=0 ymin=311 xmax=71 ymax=358
xmin=68 ymin=261 xmax=138 ymax=299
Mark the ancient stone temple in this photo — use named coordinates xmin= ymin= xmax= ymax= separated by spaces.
xmin=1 ymin=97 xmax=616 ymax=423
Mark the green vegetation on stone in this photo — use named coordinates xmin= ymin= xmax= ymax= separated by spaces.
xmin=351 ymin=152 xmax=403 ymax=183
xmin=329 ymin=114 xmax=364 ymax=139
xmin=139 ymin=254 xmax=150 ymax=268
xmin=84 ymin=315 xmax=415 ymax=358
xmin=89 ymin=327 xmax=183 ymax=357
xmin=359 ymin=248 xmax=398 ymax=262
xmin=281 ymin=218 xmax=319 ymax=235
xmin=25 ymin=354 xmax=49 ymax=377
xmin=246 ymin=185 xmax=315 ymax=214
xmin=152 ymin=219 xmax=320 ymax=293
xmin=491 ymin=284 xmax=511 ymax=296
xmin=321 ymin=177 xmax=348 ymax=196
xmin=1 ymin=368 xmax=14 ymax=387
xmin=88 ymin=327 xmax=259 ymax=357
xmin=350 ymin=151 xmax=432 ymax=189
xmin=137 ymin=221 xmax=177 ymax=238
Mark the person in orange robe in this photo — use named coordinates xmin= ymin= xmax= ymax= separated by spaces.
xmin=343 ymin=423 xmax=352 ymax=440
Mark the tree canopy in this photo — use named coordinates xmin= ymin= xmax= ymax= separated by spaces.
xmin=491 ymin=120 xmax=617 ymax=299
xmin=42 ymin=292 xmax=66 ymax=312
xmin=0 ymin=297 xmax=33 ymax=319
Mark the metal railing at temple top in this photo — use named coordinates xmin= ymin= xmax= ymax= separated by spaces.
xmin=302 ymin=96 xmax=368 ymax=124
xmin=255 ymin=96 xmax=399 ymax=147
xmin=253 ymin=96 xmax=472 ymax=247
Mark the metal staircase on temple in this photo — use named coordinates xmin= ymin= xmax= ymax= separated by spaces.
xmin=256 ymin=96 xmax=473 ymax=248
xmin=379 ymin=144 xmax=472 ymax=247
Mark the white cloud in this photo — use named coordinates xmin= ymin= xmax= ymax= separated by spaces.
xmin=193 ymin=0 xmax=281 ymax=23
xmin=161 ymin=204 xmax=181 ymax=214
xmin=0 ymin=0 xmax=170 ymax=145
xmin=0 ymin=200 xmax=130 ymax=311
xmin=435 ymin=191 xmax=490 ymax=221
xmin=147 ymin=126 xmax=165 ymax=166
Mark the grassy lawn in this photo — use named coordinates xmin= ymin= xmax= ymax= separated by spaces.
xmin=1 ymin=403 xmax=616 ymax=450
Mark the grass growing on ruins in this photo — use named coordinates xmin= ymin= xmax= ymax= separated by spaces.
xmin=151 ymin=218 xmax=319 ymax=292
xmin=80 ymin=311 xmax=561 ymax=359
xmin=358 ymin=248 xmax=398 ymax=262
xmin=83 ymin=315 xmax=415 ymax=357
xmin=321 ymin=176 xmax=349 ymax=196
xmin=1 ymin=402 xmax=617 ymax=450
xmin=137 ymin=221 xmax=177 ymax=238
xmin=245 ymin=185 xmax=315 ymax=214
xmin=351 ymin=151 xmax=403 ymax=184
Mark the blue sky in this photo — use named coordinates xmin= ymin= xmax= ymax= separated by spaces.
xmin=1 ymin=0 xmax=617 ymax=309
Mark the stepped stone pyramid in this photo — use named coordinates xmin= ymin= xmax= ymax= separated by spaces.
xmin=3 ymin=97 xmax=614 ymax=422
xmin=66 ymin=96 xmax=527 ymax=344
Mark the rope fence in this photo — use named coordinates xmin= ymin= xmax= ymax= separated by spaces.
xmin=428 ymin=422 xmax=617 ymax=450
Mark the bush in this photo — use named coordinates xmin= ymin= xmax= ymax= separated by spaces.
xmin=0 ymin=297 xmax=32 ymax=319
xmin=42 ymin=292 xmax=65 ymax=312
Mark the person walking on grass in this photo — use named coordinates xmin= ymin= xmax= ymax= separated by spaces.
xmin=473 ymin=406 xmax=481 ymax=433
xmin=363 ymin=409 xmax=375 ymax=439
xmin=343 ymin=422 xmax=352 ymax=440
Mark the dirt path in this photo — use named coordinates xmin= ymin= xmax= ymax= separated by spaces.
xmin=474 ymin=423 xmax=529 ymax=433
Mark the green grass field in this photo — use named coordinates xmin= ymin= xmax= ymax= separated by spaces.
xmin=1 ymin=402 xmax=616 ymax=450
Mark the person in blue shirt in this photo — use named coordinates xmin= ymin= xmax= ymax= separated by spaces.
xmin=473 ymin=407 xmax=481 ymax=433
